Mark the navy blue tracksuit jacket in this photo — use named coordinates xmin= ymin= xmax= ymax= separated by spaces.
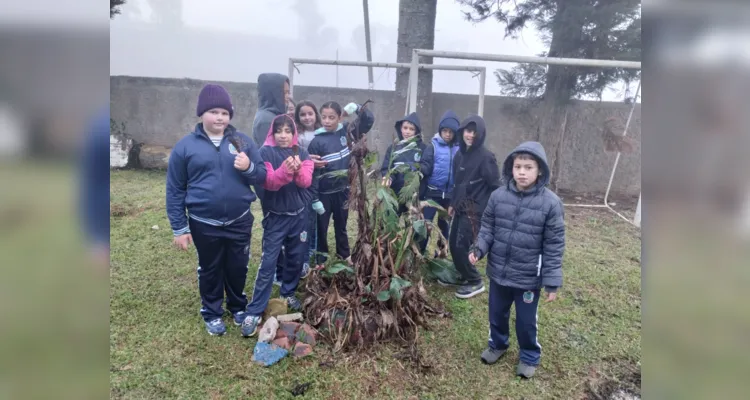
xmin=307 ymin=105 xmax=374 ymax=264
xmin=166 ymin=123 xmax=266 ymax=322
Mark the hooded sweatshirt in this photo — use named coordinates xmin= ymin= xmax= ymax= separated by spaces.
xmin=420 ymin=110 xmax=460 ymax=199
xmin=259 ymin=115 xmax=314 ymax=215
xmin=472 ymin=141 xmax=565 ymax=292
xmin=252 ymin=73 xmax=289 ymax=146
xmin=450 ymin=115 xmax=500 ymax=217
xmin=380 ymin=112 xmax=426 ymax=195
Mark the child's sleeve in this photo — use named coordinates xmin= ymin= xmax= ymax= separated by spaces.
xmin=380 ymin=144 xmax=393 ymax=177
xmin=308 ymin=140 xmax=321 ymax=202
xmin=420 ymin=143 xmax=435 ymax=178
xmin=482 ymin=152 xmax=501 ymax=191
xmin=294 ymin=151 xmax=314 ymax=188
xmin=240 ymin=139 xmax=268 ymax=185
xmin=541 ymin=199 xmax=566 ymax=291
xmin=166 ymin=142 xmax=190 ymax=236
xmin=472 ymin=191 xmax=497 ymax=259
xmin=263 ymin=154 xmax=295 ymax=192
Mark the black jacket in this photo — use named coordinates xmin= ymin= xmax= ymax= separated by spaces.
xmin=473 ymin=141 xmax=565 ymax=291
xmin=450 ymin=115 xmax=500 ymax=217
xmin=380 ymin=112 xmax=426 ymax=195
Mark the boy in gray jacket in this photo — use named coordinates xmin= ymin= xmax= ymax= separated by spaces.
xmin=468 ymin=141 xmax=565 ymax=378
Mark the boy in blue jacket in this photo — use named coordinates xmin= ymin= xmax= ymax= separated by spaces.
xmin=418 ymin=110 xmax=460 ymax=254
xmin=166 ymin=84 xmax=267 ymax=336
xmin=468 ymin=141 xmax=565 ymax=378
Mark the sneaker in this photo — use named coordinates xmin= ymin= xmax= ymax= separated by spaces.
xmin=436 ymin=278 xmax=468 ymax=287
xmin=240 ymin=315 xmax=262 ymax=337
xmin=232 ymin=311 xmax=248 ymax=326
xmin=300 ymin=263 xmax=311 ymax=279
xmin=516 ymin=362 xmax=537 ymax=378
xmin=284 ymin=296 xmax=302 ymax=312
xmin=205 ymin=318 xmax=227 ymax=336
xmin=455 ymin=282 xmax=486 ymax=299
xmin=480 ymin=347 xmax=507 ymax=365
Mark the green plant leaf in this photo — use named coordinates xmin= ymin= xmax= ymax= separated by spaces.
xmin=392 ymin=142 xmax=417 ymax=156
xmin=377 ymin=188 xmax=399 ymax=212
xmin=389 ymin=275 xmax=412 ymax=300
xmin=320 ymin=170 xmax=349 ymax=180
xmin=412 ymin=220 xmax=427 ymax=240
xmin=323 ymin=262 xmax=354 ymax=277
xmin=397 ymin=170 xmax=421 ymax=204
xmin=376 ymin=290 xmax=391 ymax=302
xmin=423 ymin=258 xmax=463 ymax=285
xmin=364 ymin=151 xmax=378 ymax=169
xmin=365 ymin=284 xmax=372 ymax=293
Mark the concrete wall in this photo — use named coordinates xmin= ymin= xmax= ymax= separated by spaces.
xmin=110 ymin=76 xmax=640 ymax=195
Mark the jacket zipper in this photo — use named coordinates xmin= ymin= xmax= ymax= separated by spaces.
xmin=502 ymin=192 xmax=523 ymax=281
xmin=445 ymin=143 xmax=453 ymax=197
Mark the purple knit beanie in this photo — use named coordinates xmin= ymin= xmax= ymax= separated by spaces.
xmin=196 ymin=84 xmax=234 ymax=119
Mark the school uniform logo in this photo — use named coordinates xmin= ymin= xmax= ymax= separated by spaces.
xmin=523 ymin=291 xmax=535 ymax=303
xmin=228 ymin=143 xmax=239 ymax=155
xmin=414 ymin=152 xmax=421 ymax=162
xmin=300 ymin=231 xmax=308 ymax=242
xmin=340 ymin=136 xmax=347 ymax=147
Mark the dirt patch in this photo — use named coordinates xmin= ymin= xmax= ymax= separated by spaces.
xmin=582 ymin=359 xmax=641 ymax=400
xmin=110 ymin=203 xmax=159 ymax=218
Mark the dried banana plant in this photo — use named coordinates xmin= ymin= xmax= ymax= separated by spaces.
xmin=303 ymin=100 xmax=451 ymax=356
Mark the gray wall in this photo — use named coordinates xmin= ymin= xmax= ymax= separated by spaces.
xmin=110 ymin=76 xmax=640 ymax=195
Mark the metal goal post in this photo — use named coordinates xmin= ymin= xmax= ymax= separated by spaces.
xmin=288 ymin=58 xmax=487 ymax=115
xmin=407 ymin=49 xmax=642 ymax=226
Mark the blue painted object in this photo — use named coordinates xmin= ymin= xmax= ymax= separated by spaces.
xmin=251 ymin=342 xmax=288 ymax=367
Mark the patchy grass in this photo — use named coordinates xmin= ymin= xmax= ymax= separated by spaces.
xmin=110 ymin=170 xmax=641 ymax=399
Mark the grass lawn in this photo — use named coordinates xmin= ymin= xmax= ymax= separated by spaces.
xmin=110 ymin=169 xmax=641 ymax=399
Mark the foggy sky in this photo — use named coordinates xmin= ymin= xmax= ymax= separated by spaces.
xmin=110 ymin=0 xmax=629 ymax=101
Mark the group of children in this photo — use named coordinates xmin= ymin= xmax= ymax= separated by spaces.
xmin=166 ymin=77 xmax=565 ymax=378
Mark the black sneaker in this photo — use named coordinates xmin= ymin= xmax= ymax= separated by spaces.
xmin=455 ymin=283 xmax=485 ymax=299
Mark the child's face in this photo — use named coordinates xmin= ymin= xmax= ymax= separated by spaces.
xmin=274 ymin=123 xmax=294 ymax=148
xmin=512 ymin=156 xmax=540 ymax=191
xmin=400 ymin=121 xmax=417 ymax=140
xmin=286 ymin=101 xmax=295 ymax=115
xmin=299 ymin=105 xmax=317 ymax=130
xmin=283 ymin=81 xmax=291 ymax=105
xmin=320 ymin=107 xmax=340 ymax=131
xmin=440 ymin=128 xmax=454 ymax=142
xmin=463 ymin=128 xmax=476 ymax=147
xmin=201 ymin=108 xmax=230 ymax=135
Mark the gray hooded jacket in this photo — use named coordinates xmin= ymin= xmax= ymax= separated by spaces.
xmin=252 ymin=73 xmax=289 ymax=146
xmin=472 ymin=141 xmax=565 ymax=292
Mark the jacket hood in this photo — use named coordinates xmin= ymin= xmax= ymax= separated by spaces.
xmin=394 ymin=112 xmax=422 ymax=140
xmin=257 ymin=73 xmax=289 ymax=115
xmin=457 ymin=115 xmax=487 ymax=152
xmin=437 ymin=110 xmax=460 ymax=136
xmin=432 ymin=132 xmax=455 ymax=146
xmin=263 ymin=114 xmax=299 ymax=147
xmin=502 ymin=141 xmax=551 ymax=189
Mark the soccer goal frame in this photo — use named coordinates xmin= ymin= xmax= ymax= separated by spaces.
xmin=407 ymin=49 xmax=642 ymax=227
xmin=288 ymin=58 xmax=488 ymax=115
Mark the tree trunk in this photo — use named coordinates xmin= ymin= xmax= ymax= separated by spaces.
xmin=536 ymin=1 xmax=581 ymax=190
xmin=395 ymin=0 xmax=437 ymax=137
